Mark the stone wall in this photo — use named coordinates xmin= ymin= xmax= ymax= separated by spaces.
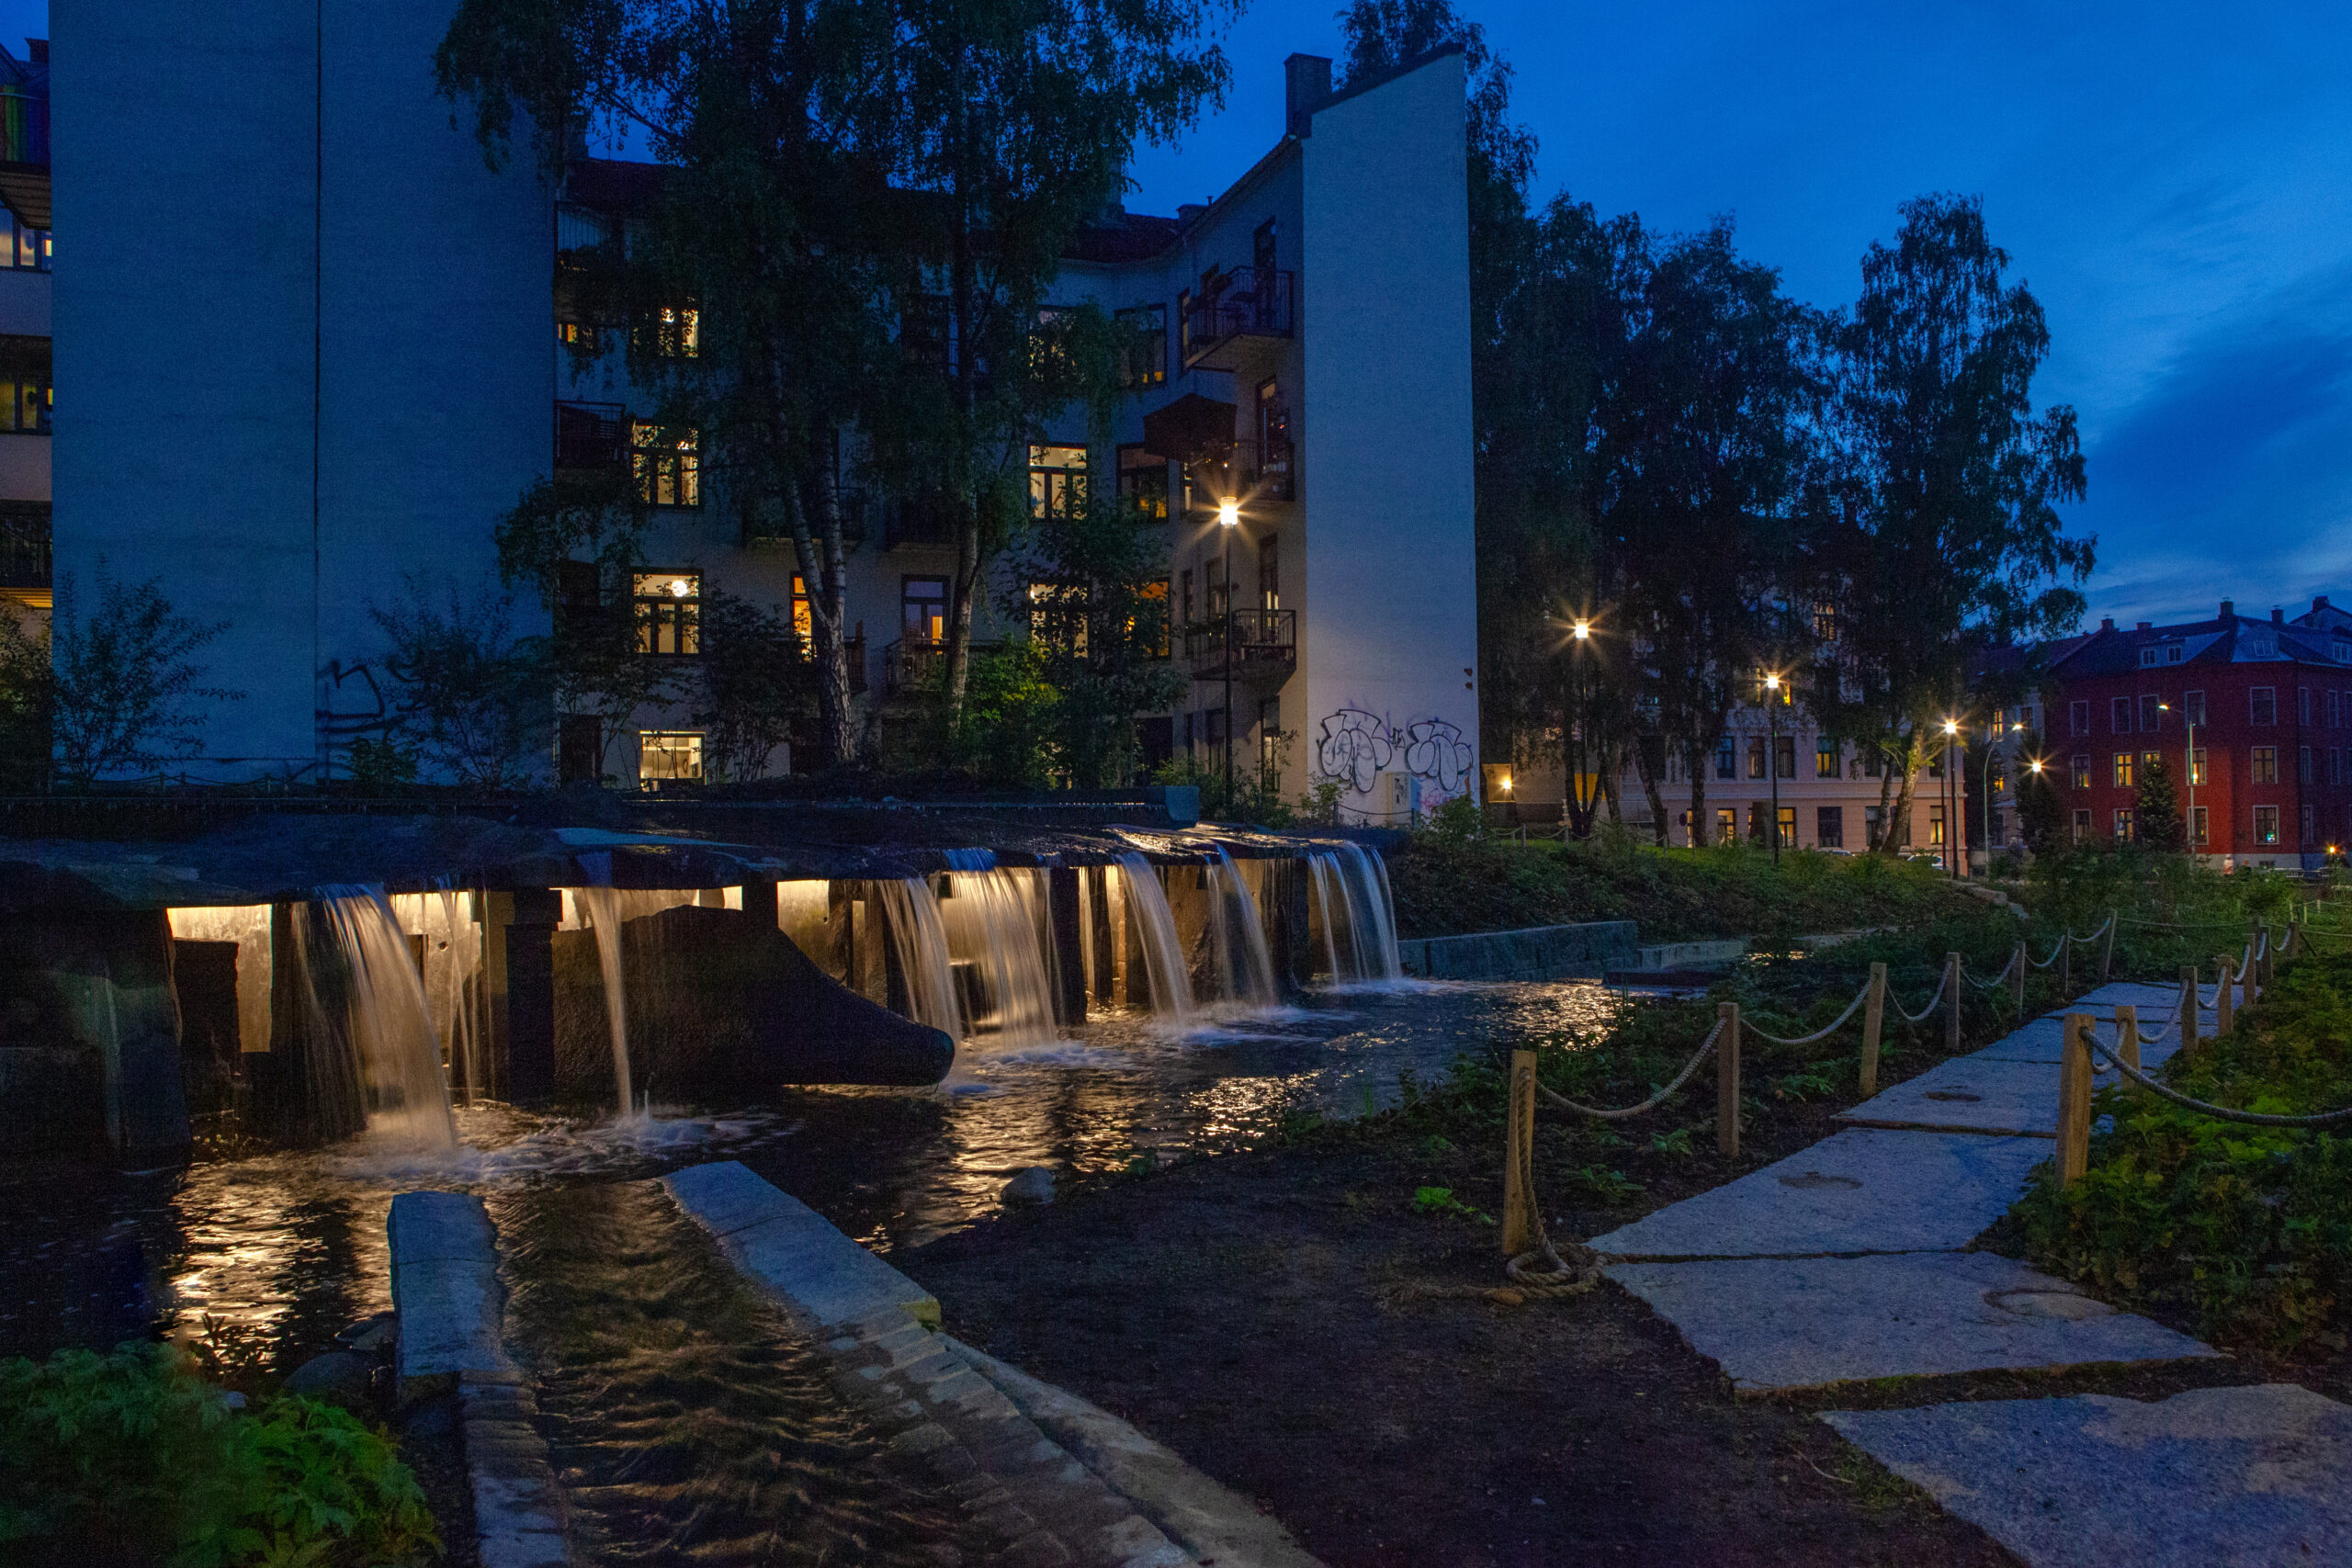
xmin=1396 ymin=920 xmax=1637 ymax=982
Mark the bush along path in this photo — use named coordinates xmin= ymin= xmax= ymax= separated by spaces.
xmin=1573 ymin=929 xmax=2352 ymax=1566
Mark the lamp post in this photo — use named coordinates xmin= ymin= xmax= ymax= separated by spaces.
xmin=1941 ymin=718 xmax=1962 ymax=877
xmin=1764 ymin=671 xmax=1784 ymax=864
xmin=2160 ymin=701 xmax=2195 ymax=855
xmin=1218 ymin=495 xmax=1239 ymax=803
xmin=1984 ymin=720 xmax=2022 ymax=869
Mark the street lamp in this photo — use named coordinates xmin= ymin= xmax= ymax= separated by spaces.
xmin=1941 ymin=718 xmax=1962 ymax=877
xmin=1764 ymin=671 xmax=1784 ymax=865
xmin=1571 ymin=620 xmax=1591 ymax=641
xmin=2160 ymin=702 xmax=2195 ymax=856
xmin=1984 ymin=720 xmax=2022 ymax=871
xmin=1218 ymin=497 xmax=1240 ymax=802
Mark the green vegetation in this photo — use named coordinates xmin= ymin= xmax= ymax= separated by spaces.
xmin=0 ymin=1341 xmax=437 ymax=1565
xmin=2017 ymin=843 xmax=2298 ymax=982
xmin=2006 ymin=943 xmax=2352 ymax=1350
xmin=1385 ymin=829 xmax=1976 ymax=942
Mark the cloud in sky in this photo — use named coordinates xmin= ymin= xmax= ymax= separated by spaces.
xmin=1125 ymin=1 xmax=2352 ymax=635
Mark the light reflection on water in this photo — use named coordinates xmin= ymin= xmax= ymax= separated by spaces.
xmin=0 ymin=978 xmax=1627 ymax=1377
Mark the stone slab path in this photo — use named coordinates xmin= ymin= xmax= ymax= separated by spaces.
xmin=1587 ymin=975 xmax=2352 ymax=1564
xmin=1825 ymin=1384 xmax=2352 ymax=1567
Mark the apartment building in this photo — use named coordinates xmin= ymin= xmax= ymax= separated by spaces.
xmin=57 ymin=6 xmax=1480 ymax=820
xmin=0 ymin=39 xmax=47 ymax=617
xmin=2042 ymin=601 xmax=2352 ymax=870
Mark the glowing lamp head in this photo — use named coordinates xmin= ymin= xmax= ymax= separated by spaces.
xmin=669 ymin=578 xmax=691 ymax=598
xmin=1942 ymin=719 xmax=1960 ymax=736
xmin=1763 ymin=672 xmax=1780 ymax=691
xmin=1571 ymin=620 xmax=1591 ymax=640
xmin=1499 ymin=773 xmax=1513 ymax=794
xmin=2030 ymin=758 xmax=2044 ymax=773
xmin=1217 ymin=497 xmax=1239 ymax=528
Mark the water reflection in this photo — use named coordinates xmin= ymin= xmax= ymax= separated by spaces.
xmin=0 ymin=977 xmax=1629 ymax=1376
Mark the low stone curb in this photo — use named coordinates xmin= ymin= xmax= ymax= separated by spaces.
xmin=388 ymin=1191 xmax=570 ymax=1567
xmin=1397 ymin=919 xmax=1636 ymax=981
xmin=662 ymin=1161 xmax=1322 ymax=1568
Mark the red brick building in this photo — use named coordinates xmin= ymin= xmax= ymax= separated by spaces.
xmin=2041 ymin=598 xmax=2352 ymax=869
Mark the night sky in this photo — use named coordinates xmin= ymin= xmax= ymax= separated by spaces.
xmin=19 ymin=3 xmax=2347 ymax=633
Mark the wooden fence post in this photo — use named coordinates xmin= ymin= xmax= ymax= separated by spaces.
xmin=1860 ymin=962 xmax=1887 ymax=1097
xmin=2056 ymin=1012 xmax=2095 ymax=1189
xmin=1944 ymin=951 xmax=1962 ymax=1055
xmin=2113 ymin=1004 xmax=2142 ymax=1098
xmin=1716 ymin=1001 xmax=1741 ymax=1160
xmin=1502 ymin=1049 xmax=1538 ymax=1257
xmin=2179 ymin=964 xmax=2199 ymax=1052
xmin=2011 ymin=940 xmax=2027 ymax=1014
xmin=2215 ymin=954 xmax=2235 ymax=1036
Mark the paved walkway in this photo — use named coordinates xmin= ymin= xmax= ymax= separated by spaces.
xmin=1587 ymin=981 xmax=2352 ymax=1566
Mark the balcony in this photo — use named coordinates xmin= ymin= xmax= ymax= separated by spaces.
xmin=882 ymin=493 xmax=959 ymax=550
xmin=1181 ymin=266 xmax=1294 ymax=371
xmin=883 ymin=637 xmax=1001 ymax=696
xmin=0 ymin=500 xmax=46 ymax=596
xmin=555 ymin=400 xmax=628 ymax=472
xmin=1184 ymin=608 xmax=1295 ymax=684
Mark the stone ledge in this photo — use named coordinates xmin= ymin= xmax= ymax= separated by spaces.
xmin=1397 ymin=920 xmax=1637 ymax=982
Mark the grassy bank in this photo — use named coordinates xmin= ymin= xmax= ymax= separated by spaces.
xmin=2002 ymin=940 xmax=2352 ymax=1351
xmin=1385 ymin=830 xmax=1977 ymax=942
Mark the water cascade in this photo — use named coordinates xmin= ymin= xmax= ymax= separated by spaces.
xmin=1202 ymin=847 xmax=1281 ymax=1011
xmin=1114 ymin=852 xmax=1193 ymax=1024
xmin=933 ymin=862 xmax=1059 ymax=1047
xmin=432 ymin=888 xmax=484 ymax=1097
xmin=303 ymin=886 xmax=456 ymax=1147
xmin=874 ymin=878 xmax=962 ymax=1039
xmin=1308 ymin=844 xmax=1406 ymax=984
xmin=572 ymin=886 xmax=638 ymax=1118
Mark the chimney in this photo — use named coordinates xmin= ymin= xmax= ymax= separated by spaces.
xmin=1284 ymin=53 xmax=1333 ymax=136
xmin=2136 ymin=621 xmax=2152 ymax=632
xmin=2316 ymin=595 xmax=2332 ymax=615
xmin=2100 ymin=616 xmax=2115 ymax=632
xmin=2273 ymin=606 xmax=2285 ymax=625
xmin=1177 ymin=202 xmax=1206 ymax=227
xmin=2220 ymin=599 xmax=2234 ymax=620
xmin=26 ymin=39 xmax=44 ymax=64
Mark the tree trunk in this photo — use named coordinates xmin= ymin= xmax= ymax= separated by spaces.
xmin=782 ymin=486 xmax=854 ymax=768
xmin=942 ymin=38 xmax=978 ymax=709
xmin=1880 ymin=739 xmax=1920 ymax=853
xmin=1684 ymin=740 xmax=1710 ymax=846
xmin=1634 ymin=736 xmax=1670 ymax=846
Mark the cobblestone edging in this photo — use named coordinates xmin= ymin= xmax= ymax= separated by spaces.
xmin=1396 ymin=919 xmax=1637 ymax=981
xmin=663 ymin=1160 xmax=1322 ymax=1568
xmin=388 ymin=1192 xmax=569 ymax=1568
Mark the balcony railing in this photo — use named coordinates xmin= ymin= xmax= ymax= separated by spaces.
xmin=0 ymin=502 xmax=47 ymax=591
xmin=1184 ymin=608 xmax=1295 ymax=683
xmin=1181 ymin=267 xmax=1294 ymax=370
xmin=882 ymin=493 xmax=959 ymax=550
xmin=555 ymin=400 xmax=629 ymax=471
xmin=884 ymin=637 xmax=1001 ymax=696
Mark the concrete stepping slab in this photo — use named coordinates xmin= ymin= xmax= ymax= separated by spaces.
xmin=1604 ymin=1251 xmax=2219 ymax=1393
xmin=1824 ymin=1383 xmax=2352 ymax=1567
xmin=1589 ymin=1129 xmax=2049 ymax=1259
xmin=1838 ymin=1055 xmax=2064 ymax=1135
xmin=1969 ymin=1011 xmax=2202 ymax=1071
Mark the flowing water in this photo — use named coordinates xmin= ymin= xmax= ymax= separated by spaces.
xmin=1115 ymin=852 xmax=1194 ymax=1024
xmin=301 ymin=886 xmax=456 ymax=1149
xmin=933 ymin=867 xmax=1059 ymax=1048
xmin=573 ymin=886 xmax=639 ymax=1120
xmin=874 ymin=878 xmax=962 ymax=1039
xmin=1201 ymin=847 xmax=1281 ymax=1011
xmin=1308 ymin=845 xmax=1407 ymax=985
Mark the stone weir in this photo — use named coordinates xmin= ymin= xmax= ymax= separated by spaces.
xmin=0 ymin=791 xmax=1391 ymax=1159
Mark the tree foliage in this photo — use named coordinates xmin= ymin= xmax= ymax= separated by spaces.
xmin=43 ymin=562 xmax=241 ymax=787
xmin=370 ymin=575 xmax=550 ymax=789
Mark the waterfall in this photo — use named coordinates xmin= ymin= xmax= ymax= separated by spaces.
xmin=572 ymin=886 xmax=637 ymax=1118
xmin=432 ymin=888 xmax=483 ymax=1100
xmin=1204 ymin=847 xmax=1281 ymax=1010
xmin=875 ymin=878 xmax=962 ymax=1038
xmin=933 ymin=865 xmax=1059 ymax=1047
xmin=1114 ymin=852 xmax=1193 ymax=1023
xmin=1309 ymin=845 xmax=1404 ymax=984
xmin=303 ymin=886 xmax=456 ymax=1147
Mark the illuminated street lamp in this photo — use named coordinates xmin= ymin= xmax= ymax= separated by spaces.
xmin=1571 ymin=620 xmax=1591 ymax=641
xmin=1764 ymin=671 xmax=1784 ymax=865
xmin=1941 ymin=718 xmax=1962 ymax=878
xmin=1218 ymin=497 xmax=1239 ymax=800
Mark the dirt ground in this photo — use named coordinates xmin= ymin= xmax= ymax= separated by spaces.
xmin=899 ymin=1086 xmax=2340 ymax=1567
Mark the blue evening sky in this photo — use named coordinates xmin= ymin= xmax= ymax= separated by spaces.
xmin=12 ymin=5 xmax=2346 ymax=632
xmin=1127 ymin=2 xmax=2352 ymax=633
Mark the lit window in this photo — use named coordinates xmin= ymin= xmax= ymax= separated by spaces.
xmin=792 ymin=574 xmax=812 ymax=648
xmin=1029 ymin=445 xmax=1089 ymax=520
xmin=1815 ymin=738 xmax=1839 ymax=778
xmin=656 ymin=306 xmax=699 ymax=357
xmin=2254 ymin=804 xmax=2279 ymax=845
xmin=3 ymin=212 xmax=46 ymax=271
xmin=1028 ymin=581 xmax=1088 ymax=652
xmin=1117 ymin=445 xmax=1170 ymax=522
xmin=639 ymin=731 xmax=704 ymax=785
xmin=1116 ymin=304 xmax=1168 ymax=389
xmin=633 ymin=422 xmax=700 ymax=507
xmin=634 ymin=571 xmax=700 ymax=655
xmin=2251 ymin=745 xmax=2278 ymax=784
xmin=0 ymin=373 xmax=49 ymax=434
xmin=2072 ymin=754 xmax=2091 ymax=790
xmin=1928 ymin=805 xmax=1946 ymax=845
xmin=1135 ymin=579 xmax=1171 ymax=659
xmin=1776 ymin=806 xmax=1796 ymax=849
xmin=2191 ymin=806 xmax=2209 ymax=845
xmin=2112 ymin=752 xmax=2133 ymax=787
xmin=902 ymin=576 xmax=948 ymax=643
xmin=2190 ymin=747 xmax=2208 ymax=786
xmin=2113 ymin=807 xmax=2134 ymax=841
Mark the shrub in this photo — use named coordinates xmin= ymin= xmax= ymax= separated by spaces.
xmin=0 ymin=1341 xmax=438 ymax=1565
xmin=2007 ymin=947 xmax=2352 ymax=1348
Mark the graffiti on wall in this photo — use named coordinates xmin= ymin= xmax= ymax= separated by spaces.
xmin=1313 ymin=708 xmax=1474 ymax=796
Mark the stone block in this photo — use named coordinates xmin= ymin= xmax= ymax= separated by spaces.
xmin=1589 ymin=1129 xmax=2051 ymax=1258
xmin=1605 ymin=1251 xmax=2219 ymax=1393
xmin=662 ymin=1161 xmax=940 ymax=1330
xmin=1824 ymin=1383 xmax=2352 ymax=1568
xmin=388 ymin=1191 xmax=515 ymax=1396
xmin=1838 ymin=1055 xmax=2068 ymax=1135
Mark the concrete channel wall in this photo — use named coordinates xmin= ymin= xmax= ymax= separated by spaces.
xmin=663 ymin=1161 xmax=1327 ymax=1568
xmin=1396 ymin=919 xmax=1637 ymax=981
